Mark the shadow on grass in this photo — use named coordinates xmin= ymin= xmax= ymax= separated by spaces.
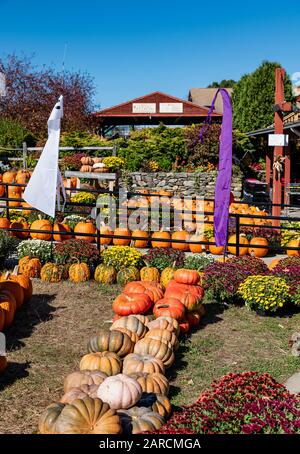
xmin=199 ymin=302 xmax=229 ymax=329
xmin=4 ymin=293 xmax=58 ymax=351
xmin=0 ymin=361 xmax=30 ymax=391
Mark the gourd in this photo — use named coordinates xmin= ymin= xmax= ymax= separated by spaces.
xmin=129 ymin=372 xmax=169 ymax=395
xmin=69 ymin=262 xmax=90 ymax=282
xmin=94 ymin=264 xmax=117 ymax=284
xmin=64 ymin=370 xmax=108 ymax=393
xmin=110 ymin=315 xmax=148 ymax=338
xmin=79 ymin=352 xmax=122 ymax=376
xmin=111 ymin=327 xmax=140 ymax=344
xmin=145 ymin=328 xmax=179 ymax=350
xmin=41 ymin=263 xmax=69 ymax=283
xmin=116 ymin=267 xmax=140 ymax=285
xmin=117 ymin=407 xmax=164 ymax=434
xmin=87 ymin=330 xmax=134 ymax=358
xmin=123 ymin=353 xmax=165 ymax=375
xmin=160 ymin=267 xmax=175 ymax=289
xmin=140 ymin=266 xmax=160 ymax=283
xmin=97 ymin=374 xmax=142 ymax=409
xmin=19 ymin=256 xmax=42 ymax=278
xmin=134 ymin=338 xmax=175 ymax=368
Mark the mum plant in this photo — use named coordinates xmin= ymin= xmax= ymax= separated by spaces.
xmin=54 ymin=239 xmax=99 ymax=266
xmin=17 ymin=239 xmax=52 ymax=263
xmin=184 ymin=253 xmax=214 ymax=272
xmin=0 ymin=231 xmax=19 ymax=266
xmin=102 ymin=246 xmax=142 ymax=271
xmin=143 ymin=247 xmax=185 ymax=272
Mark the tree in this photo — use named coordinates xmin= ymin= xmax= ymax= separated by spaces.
xmin=0 ymin=54 xmax=95 ymax=140
xmin=232 ymin=61 xmax=293 ymax=132
xmin=207 ymin=79 xmax=236 ymax=88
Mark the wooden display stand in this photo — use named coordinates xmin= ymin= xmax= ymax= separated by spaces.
xmin=64 ymin=171 xmax=119 ymax=194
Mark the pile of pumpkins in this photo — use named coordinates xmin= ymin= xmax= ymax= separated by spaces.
xmin=39 ymin=268 xmax=205 ymax=434
xmin=80 ymin=156 xmax=109 ymax=173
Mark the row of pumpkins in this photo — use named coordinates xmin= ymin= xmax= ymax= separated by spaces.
xmin=39 ymin=268 xmax=205 ymax=434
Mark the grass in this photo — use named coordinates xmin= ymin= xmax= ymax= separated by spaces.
xmin=0 ymin=281 xmax=299 ymax=433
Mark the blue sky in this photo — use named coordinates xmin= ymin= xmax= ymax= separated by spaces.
xmin=0 ymin=0 xmax=299 ymax=109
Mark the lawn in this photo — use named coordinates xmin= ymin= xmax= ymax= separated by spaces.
xmin=0 ymin=280 xmax=299 ymax=433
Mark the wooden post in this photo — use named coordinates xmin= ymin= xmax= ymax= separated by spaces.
xmin=284 ymin=139 xmax=291 ymax=205
xmin=22 ymin=142 xmax=27 ymax=169
xmin=272 ymin=68 xmax=285 ymax=226
xmin=266 ymin=149 xmax=271 ymax=186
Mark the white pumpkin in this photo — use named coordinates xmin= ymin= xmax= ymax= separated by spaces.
xmin=97 ymin=374 xmax=142 ymax=409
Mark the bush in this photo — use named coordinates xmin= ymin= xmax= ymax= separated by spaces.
xmin=151 ymin=372 xmax=299 ymax=434
xmin=272 ymin=264 xmax=300 ymax=307
xmin=238 ymin=275 xmax=289 ymax=313
xmin=281 ymin=222 xmax=300 ymax=246
xmin=70 ymin=192 xmax=97 ymax=204
xmin=184 ymin=254 xmax=214 ymax=272
xmin=60 ymin=153 xmax=85 ymax=171
xmin=102 ymin=246 xmax=143 ymax=271
xmin=184 ymin=124 xmax=221 ymax=165
xmin=227 ymin=256 xmax=269 ymax=275
xmin=143 ymin=248 xmax=185 ymax=272
xmin=102 ymin=156 xmax=125 ymax=171
xmin=54 ymin=239 xmax=99 ymax=265
xmin=0 ymin=118 xmax=36 ymax=149
xmin=0 ymin=231 xmax=18 ymax=266
xmin=59 ymin=131 xmax=111 ymax=150
xmin=17 ymin=239 xmax=52 ymax=264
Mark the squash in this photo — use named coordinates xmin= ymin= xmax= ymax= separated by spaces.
xmin=160 ymin=267 xmax=175 ymax=289
xmin=2 ymin=170 xmax=16 ymax=184
xmin=53 ymin=223 xmax=72 ymax=242
xmin=60 ymin=384 xmax=99 ymax=404
xmin=137 ymin=392 xmax=172 ymax=418
xmin=228 ymin=234 xmax=249 ymax=256
xmin=287 ymin=239 xmax=300 ymax=257
xmin=16 ymin=169 xmax=31 ymax=185
xmin=145 ymin=328 xmax=179 ymax=351
xmin=140 ymin=266 xmax=160 ymax=283
xmin=124 ymin=281 xmax=164 ymax=303
xmin=30 ymin=219 xmax=52 ymax=241
xmin=111 ymin=327 xmax=140 ymax=344
xmin=174 ymin=269 xmax=200 ymax=285
xmin=8 ymin=267 xmax=32 ymax=303
xmin=123 ymin=353 xmax=165 ymax=375
xmin=79 ymin=352 xmax=122 ymax=376
xmin=64 ymin=370 xmax=108 ymax=393
xmin=97 ymin=374 xmax=142 ymax=410
xmin=153 ymin=298 xmax=186 ymax=321
xmin=0 ymin=290 xmax=17 ymax=327
xmin=69 ymin=262 xmax=90 ymax=282
xmin=41 ymin=263 xmax=69 ymax=283
xmin=0 ymin=218 xmax=10 ymax=230
xmin=74 ymin=220 xmax=96 ymax=243
xmin=133 ymin=314 xmax=153 ymax=326
xmin=249 ymin=237 xmax=268 ymax=258
xmin=133 ymin=338 xmax=175 ymax=368
xmin=7 ymin=186 xmax=22 ymax=207
xmin=81 ymin=156 xmax=94 ymax=166
xmin=113 ymin=228 xmax=131 ymax=246
xmin=209 ymin=237 xmax=224 ymax=255
xmin=113 ymin=293 xmax=152 ymax=316
xmin=171 ymin=230 xmax=189 ymax=251
xmin=0 ymin=355 xmax=7 ymax=374
xmin=129 ymin=372 xmax=169 ymax=396
xmin=0 ymin=278 xmax=24 ymax=309
xmin=116 ymin=267 xmax=140 ymax=285
xmin=80 ymin=165 xmax=93 ymax=173
xmin=117 ymin=407 xmax=164 ymax=434
xmin=164 ymin=286 xmax=203 ymax=312
xmin=39 ymin=397 xmax=121 ymax=434
xmin=110 ymin=315 xmax=148 ymax=338
xmin=94 ymin=264 xmax=117 ymax=284
xmin=151 ymin=231 xmax=171 ymax=248
xmin=87 ymin=330 xmax=134 ymax=357
xmin=147 ymin=317 xmax=180 ymax=337
xmin=131 ymin=230 xmax=148 ymax=248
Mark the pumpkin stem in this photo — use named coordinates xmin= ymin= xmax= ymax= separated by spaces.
xmin=12 ymin=265 xmax=19 ymax=276
xmin=4 ymin=271 xmax=10 ymax=279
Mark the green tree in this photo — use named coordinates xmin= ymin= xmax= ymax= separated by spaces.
xmin=232 ymin=61 xmax=293 ymax=132
xmin=207 ymin=79 xmax=236 ymax=88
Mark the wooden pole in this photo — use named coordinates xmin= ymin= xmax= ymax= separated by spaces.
xmin=284 ymin=138 xmax=291 ymax=205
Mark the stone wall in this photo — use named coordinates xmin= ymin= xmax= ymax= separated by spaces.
xmin=120 ymin=172 xmax=243 ymax=199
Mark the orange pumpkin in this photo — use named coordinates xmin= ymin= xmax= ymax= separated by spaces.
xmin=113 ymin=293 xmax=152 ymax=316
xmin=0 ymin=218 xmax=10 ymax=230
xmin=131 ymin=230 xmax=148 ymax=248
xmin=9 ymin=220 xmax=29 ymax=239
xmin=249 ymin=237 xmax=268 ymax=258
xmin=113 ymin=228 xmax=131 ymax=246
xmin=189 ymin=233 xmax=208 ymax=253
xmin=0 ymin=279 xmax=24 ymax=309
xmin=151 ymin=231 xmax=171 ymax=248
xmin=16 ymin=170 xmax=31 ymax=185
xmin=174 ymin=269 xmax=200 ymax=285
xmin=124 ymin=281 xmax=164 ymax=304
xmin=2 ymin=171 xmax=16 ymax=184
xmin=53 ymin=223 xmax=72 ymax=242
xmin=8 ymin=268 xmax=32 ymax=303
xmin=228 ymin=234 xmax=249 ymax=256
xmin=287 ymin=239 xmax=300 ymax=257
xmin=99 ymin=225 xmax=113 ymax=245
xmin=19 ymin=256 xmax=42 ymax=278
xmin=7 ymin=185 xmax=22 ymax=207
xmin=0 ymin=290 xmax=17 ymax=328
xmin=153 ymin=298 xmax=186 ymax=320
xmin=74 ymin=220 xmax=96 ymax=243
xmin=171 ymin=231 xmax=189 ymax=251
xmin=209 ymin=237 xmax=224 ymax=255
xmin=30 ymin=219 xmax=52 ymax=240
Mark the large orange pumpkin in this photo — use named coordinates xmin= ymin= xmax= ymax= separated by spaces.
xmin=7 ymin=186 xmax=22 ymax=207
xmin=153 ymin=298 xmax=186 ymax=320
xmin=9 ymin=220 xmax=29 ymax=239
xmin=0 ymin=218 xmax=10 ymax=230
xmin=19 ymin=256 xmax=42 ymax=278
xmin=0 ymin=290 xmax=16 ymax=327
xmin=0 ymin=279 xmax=24 ymax=309
xmin=227 ymin=234 xmax=249 ymax=256
xmin=151 ymin=231 xmax=171 ymax=248
xmin=209 ymin=237 xmax=224 ymax=255
xmin=53 ymin=223 xmax=72 ymax=242
xmin=74 ymin=220 xmax=96 ymax=243
xmin=30 ymin=219 xmax=52 ymax=240
xmin=2 ymin=171 xmax=16 ymax=184
xmin=287 ymin=239 xmax=300 ymax=257
xmin=174 ymin=269 xmax=200 ymax=285
xmin=113 ymin=228 xmax=131 ymax=246
xmin=249 ymin=237 xmax=268 ymax=258
xmin=99 ymin=225 xmax=113 ymax=245
xmin=8 ymin=268 xmax=32 ymax=303
xmin=123 ymin=281 xmax=164 ymax=303
xmin=171 ymin=231 xmax=189 ymax=251
xmin=189 ymin=233 xmax=208 ymax=253
xmin=113 ymin=293 xmax=152 ymax=316
xmin=131 ymin=230 xmax=148 ymax=248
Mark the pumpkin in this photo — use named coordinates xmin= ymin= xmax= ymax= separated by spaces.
xmin=228 ymin=234 xmax=249 ymax=256
xmin=186 ymin=311 xmax=202 ymax=327
xmin=209 ymin=237 xmax=224 ymax=255
xmin=117 ymin=407 xmax=164 ymax=434
xmin=99 ymin=225 xmax=113 ymax=245
xmin=134 ymin=338 xmax=175 ymax=368
xmin=0 ymin=184 xmax=4 ymax=199
xmin=79 ymin=352 xmax=122 ymax=376
xmin=123 ymin=353 xmax=165 ymax=375
xmin=137 ymin=392 xmax=172 ymax=419
xmin=61 ymin=384 xmax=99 ymax=404
xmin=81 ymin=156 xmax=94 ymax=166
xmin=18 ymin=256 xmax=42 ymax=278
xmin=113 ymin=293 xmax=152 ymax=316
xmin=64 ymin=370 xmax=108 ymax=393
xmin=0 ymin=218 xmax=10 ymax=230
xmin=249 ymin=237 xmax=269 ymax=258
xmin=131 ymin=230 xmax=148 ymax=248
xmin=69 ymin=262 xmax=90 ymax=282
xmin=16 ymin=169 xmax=31 ymax=185
xmin=287 ymin=239 xmax=300 ymax=257
xmin=7 ymin=186 xmax=22 ymax=207
xmin=116 ymin=267 xmax=140 ymax=285
xmin=9 ymin=220 xmax=29 ymax=239
xmin=74 ymin=220 xmax=96 ymax=243
xmin=87 ymin=330 xmax=134 ymax=357
xmin=0 ymin=290 xmax=16 ymax=327
xmin=0 ymin=307 xmax=5 ymax=332
xmin=133 ymin=314 xmax=153 ymax=326
xmin=2 ymin=170 xmax=16 ymax=184
xmin=145 ymin=328 xmax=179 ymax=351
xmin=153 ymin=298 xmax=186 ymax=321
xmin=8 ymin=267 xmax=32 ymax=303
xmin=179 ymin=317 xmax=190 ymax=333
xmin=171 ymin=231 xmax=189 ymax=251
xmin=164 ymin=286 xmax=203 ymax=312
xmin=0 ymin=279 xmax=24 ymax=309
xmin=189 ymin=233 xmax=208 ymax=253
xmin=129 ymin=372 xmax=169 ymax=395
xmin=174 ymin=269 xmax=200 ymax=285
xmin=80 ymin=165 xmax=93 ymax=173
xmin=30 ymin=219 xmax=52 ymax=240
xmin=110 ymin=315 xmax=148 ymax=338
xmin=41 ymin=263 xmax=69 ymax=283
xmin=140 ymin=266 xmax=160 ymax=283
xmin=151 ymin=231 xmax=171 ymax=248
xmin=94 ymin=264 xmax=117 ymax=284
xmin=166 ymin=280 xmax=204 ymax=299
xmin=147 ymin=317 xmax=180 ymax=337
xmin=160 ymin=267 xmax=175 ymax=289
xmin=97 ymin=374 xmax=142 ymax=410
xmin=124 ymin=281 xmax=164 ymax=303
xmin=113 ymin=227 xmax=131 ymax=246
xmin=0 ymin=355 xmax=7 ymax=374
xmin=39 ymin=397 xmax=121 ymax=434
xmin=21 ymin=201 xmax=33 ymax=215
xmin=111 ymin=327 xmax=140 ymax=344
xmin=53 ymin=223 xmax=72 ymax=242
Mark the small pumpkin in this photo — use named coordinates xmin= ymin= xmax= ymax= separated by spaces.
xmin=116 ymin=266 xmax=140 ymax=285
xmin=2 ymin=170 xmax=16 ymax=184
xmin=16 ymin=169 xmax=31 ymax=185
xmin=74 ymin=220 xmax=96 ymax=243
xmin=131 ymin=230 xmax=148 ymax=248
xmin=286 ymin=239 xmax=300 ymax=257
xmin=228 ymin=234 xmax=249 ymax=256
xmin=151 ymin=231 xmax=171 ymax=248
xmin=113 ymin=293 xmax=152 ymax=316
xmin=134 ymin=338 xmax=175 ymax=368
xmin=140 ymin=266 xmax=160 ymax=283
xmin=99 ymin=225 xmax=113 ymax=245
xmin=9 ymin=220 xmax=29 ymax=239
xmin=160 ymin=267 xmax=175 ymax=289
xmin=147 ymin=316 xmax=180 ymax=336
xmin=171 ymin=231 xmax=189 ymax=251
xmin=8 ymin=267 xmax=32 ymax=303
xmin=80 ymin=165 xmax=93 ymax=173
xmin=0 ymin=290 xmax=17 ymax=328
xmin=41 ymin=263 xmax=69 ymax=283
xmin=30 ymin=219 xmax=52 ymax=241
xmin=174 ymin=269 xmax=200 ymax=285
xmin=18 ymin=256 xmax=42 ymax=278
xmin=129 ymin=372 xmax=169 ymax=395
xmin=64 ymin=370 xmax=108 ymax=393
xmin=249 ymin=237 xmax=269 ymax=258
xmin=97 ymin=374 xmax=142 ymax=410
xmin=110 ymin=315 xmax=148 ymax=338
xmin=137 ymin=392 xmax=172 ymax=419
xmin=164 ymin=286 xmax=203 ymax=312
xmin=53 ymin=223 xmax=72 ymax=242
xmin=81 ymin=156 xmax=94 ymax=166
xmin=94 ymin=264 xmax=117 ymax=284
xmin=209 ymin=237 xmax=224 ymax=255
xmin=189 ymin=233 xmax=208 ymax=253
xmin=69 ymin=262 xmax=90 ymax=282
xmin=87 ymin=330 xmax=134 ymax=357
xmin=153 ymin=298 xmax=186 ymax=321
xmin=0 ymin=279 xmax=24 ymax=309
xmin=123 ymin=353 xmax=165 ymax=375
xmin=79 ymin=352 xmax=122 ymax=376
xmin=113 ymin=228 xmax=131 ymax=246
xmin=0 ymin=218 xmax=10 ymax=230
xmin=117 ymin=406 xmax=164 ymax=434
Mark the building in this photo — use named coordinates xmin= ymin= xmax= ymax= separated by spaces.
xmin=188 ymin=88 xmax=233 ymax=113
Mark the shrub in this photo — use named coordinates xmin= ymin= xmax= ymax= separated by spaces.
xmin=238 ymin=275 xmax=289 ymax=313
xmin=281 ymin=221 xmax=300 ymax=246
xmin=227 ymin=256 xmax=269 ymax=275
xmin=184 ymin=254 xmax=214 ymax=272
xmin=102 ymin=246 xmax=143 ymax=271
xmin=272 ymin=264 xmax=300 ymax=307
xmin=0 ymin=231 xmax=19 ymax=266
xmin=17 ymin=239 xmax=52 ymax=263
xmin=70 ymin=192 xmax=97 ymax=204
xmin=0 ymin=118 xmax=36 ymax=148
xmin=143 ymin=248 xmax=185 ymax=272
xmin=184 ymin=123 xmax=221 ymax=165
xmin=102 ymin=156 xmax=125 ymax=171
xmin=151 ymin=372 xmax=299 ymax=434
xmin=59 ymin=131 xmax=111 ymax=150
xmin=276 ymin=256 xmax=300 ymax=267
xmin=60 ymin=153 xmax=85 ymax=171
xmin=54 ymin=239 xmax=99 ymax=265
xmin=290 ymin=283 xmax=300 ymax=307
